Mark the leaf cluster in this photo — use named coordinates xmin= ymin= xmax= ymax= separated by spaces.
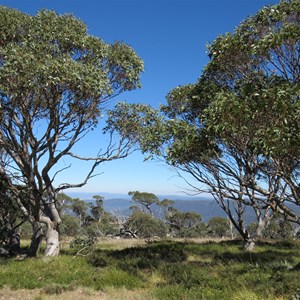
xmin=0 ymin=7 xmax=144 ymax=127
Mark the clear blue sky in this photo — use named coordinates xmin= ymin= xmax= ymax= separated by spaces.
xmin=1 ymin=0 xmax=279 ymax=196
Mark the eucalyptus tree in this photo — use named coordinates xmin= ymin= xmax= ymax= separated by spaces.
xmin=124 ymin=211 xmax=168 ymax=239
xmin=166 ymin=207 xmax=204 ymax=238
xmin=207 ymin=217 xmax=231 ymax=238
xmin=105 ymin=0 xmax=300 ymax=250
xmin=128 ymin=191 xmax=160 ymax=216
xmin=105 ymin=86 xmax=275 ymax=249
xmin=202 ymin=0 xmax=300 ymax=222
xmin=0 ymin=7 xmax=143 ymax=256
xmin=90 ymin=195 xmax=105 ymax=222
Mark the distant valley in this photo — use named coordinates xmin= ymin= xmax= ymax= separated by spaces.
xmin=66 ymin=192 xmax=255 ymax=223
xmin=66 ymin=192 xmax=300 ymax=224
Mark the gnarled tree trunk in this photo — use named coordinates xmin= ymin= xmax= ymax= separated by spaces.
xmin=44 ymin=226 xmax=59 ymax=256
xmin=40 ymin=200 xmax=61 ymax=257
xmin=28 ymin=220 xmax=44 ymax=257
xmin=8 ymin=232 xmax=21 ymax=255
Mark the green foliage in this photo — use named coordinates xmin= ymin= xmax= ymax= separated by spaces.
xmin=106 ymin=0 xmax=300 ymax=241
xmin=82 ymin=221 xmax=119 ymax=238
xmin=90 ymin=195 xmax=105 ymax=221
xmin=0 ymin=8 xmax=143 ymax=106
xmin=263 ymin=213 xmax=294 ymax=239
xmin=208 ymin=217 xmax=231 ymax=238
xmin=19 ymin=221 xmax=33 ymax=239
xmin=203 ymin=0 xmax=300 ymax=159
xmin=69 ymin=235 xmax=97 ymax=249
xmin=0 ymin=6 xmax=143 ymax=256
xmin=124 ymin=211 xmax=168 ymax=238
xmin=56 ymin=193 xmax=74 ymax=215
xmin=69 ymin=198 xmax=89 ymax=226
xmin=248 ymin=215 xmax=295 ymax=240
xmin=128 ymin=191 xmax=159 ymax=215
xmin=0 ymin=179 xmax=25 ymax=246
xmin=60 ymin=194 xmax=119 ymax=238
xmin=59 ymin=215 xmax=81 ymax=237
xmin=166 ymin=208 xmax=205 ymax=238
xmin=105 ymin=102 xmax=168 ymax=158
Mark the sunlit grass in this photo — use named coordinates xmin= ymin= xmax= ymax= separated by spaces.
xmin=1 ymin=239 xmax=300 ymax=299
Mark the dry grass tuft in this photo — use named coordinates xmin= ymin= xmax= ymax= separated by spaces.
xmin=0 ymin=286 xmax=153 ymax=300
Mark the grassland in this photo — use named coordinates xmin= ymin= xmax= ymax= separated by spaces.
xmin=0 ymin=238 xmax=300 ymax=299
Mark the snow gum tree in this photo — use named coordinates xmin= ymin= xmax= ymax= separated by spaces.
xmin=203 ymin=0 xmax=300 ymax=223
xmin=105 ymin=0 xmax=300 ymax=250
xmin=0 ymin=7 xmax=143 ymax=256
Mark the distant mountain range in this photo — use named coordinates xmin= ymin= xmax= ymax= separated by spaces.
xmin=66 ymin=192 xmax=249 ymax=223
xmin=66 ymin=192 xmax=300 ymax=224
xmin=66 ymin=191 xmax=211 ymax=202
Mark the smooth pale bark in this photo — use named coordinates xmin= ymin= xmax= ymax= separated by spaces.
xmin=39 ymin=195 xmax=62 ymax=257
xmin=40 ymin=207 xmax=61 ymax=256
xmin=44 ymin=227 xmax=59 ymax=256
xmin=244 ymin=238 xmax=256 ymax=252
xmin=256 ymin=219 xmax=267 ymax=238
xmin=28 ymin=216 xmax=60 ymax=257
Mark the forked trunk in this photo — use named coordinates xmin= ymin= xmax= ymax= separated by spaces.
xmin=28 ymin=221 xmax=43 ymax=257
xmin=44 ymin=226 xmax=60 ymax=256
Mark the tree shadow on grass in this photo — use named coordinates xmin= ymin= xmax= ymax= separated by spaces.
xmin=88 ymin=239 xmax=300 ymax=275
xmin=214 ymin=249 xmax=299 ymax=266
xmin=88 ymin=241 xmax=187 ymax=274
xmin=110 ymin=241 xmax=187 ymax=262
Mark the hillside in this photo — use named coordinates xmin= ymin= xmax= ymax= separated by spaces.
xmin=66 ymin=191 xmax=300 ymax=225
xmin=67 ymin=192 xmax=255 ymax=223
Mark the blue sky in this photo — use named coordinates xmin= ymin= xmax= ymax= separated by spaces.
xmin=1 ymin=0 xmax=279 ymax=196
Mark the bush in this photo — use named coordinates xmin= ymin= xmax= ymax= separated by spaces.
xmin=124 ymin=212 xmax=168 ymax=238
xmin=264 ymin=214 xmax=294 ymax=239
xmin=60 ymin=215 xmax=81 ymax=237
xmin=207 ymin=217 xmax=231 ymax=238
xmin=166 ymin=209 xmax=204 ymax=238
xmin=69 ymin=235 xmax=97 ymax=249
xmin=82 ymin=222 xmax=119 ymax=238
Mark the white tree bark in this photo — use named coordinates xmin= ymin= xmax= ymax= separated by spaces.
xmin=44 ymin=227 xmax=60 ymax=257
xmin=244 ymin=239 xmax=256 ymax=252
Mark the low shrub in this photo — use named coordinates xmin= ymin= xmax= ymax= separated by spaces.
xmin=69 ymin=235 xmax=97 ymax=249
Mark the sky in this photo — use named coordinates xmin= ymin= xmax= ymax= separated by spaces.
xmin=1 ymin=0 xmax=279 ymax=197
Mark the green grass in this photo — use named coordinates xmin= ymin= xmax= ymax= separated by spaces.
xmin=1 ymin=239 xmax=300 ymax=299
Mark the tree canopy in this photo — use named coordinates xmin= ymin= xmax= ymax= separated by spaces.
xmin=106 ymin=0 xmax=300 ymax=249
xmin=0 ymin=7 xmax=143 ymax=256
